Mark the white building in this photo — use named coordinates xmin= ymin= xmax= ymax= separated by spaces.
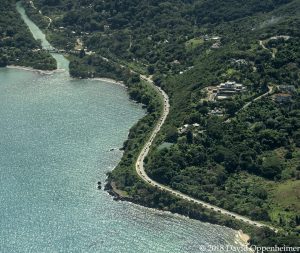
xmin=215 ymin=81 xmax=246 ymax=100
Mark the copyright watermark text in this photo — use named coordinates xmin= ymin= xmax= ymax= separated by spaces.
xmin=251 ymin=245 xmax=300 ymax=253
xmin=197 ymin=245 xmax=300 ymax=252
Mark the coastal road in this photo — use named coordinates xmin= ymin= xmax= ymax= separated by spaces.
xmin=135 ymin=76 xmax=276 ymax=231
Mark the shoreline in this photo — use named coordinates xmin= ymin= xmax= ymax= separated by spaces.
xmin=7 ymin=65 xmax=126 ymax=88
xmin=237 ymin=230 xmax=251 ymax=246
xmin=87 ymin=77 xmax=126 ymax=88
xmin=105 ymin=180 xmax=252 ymax=249
xmin=7 ymin=65 xmax=65 ymax=75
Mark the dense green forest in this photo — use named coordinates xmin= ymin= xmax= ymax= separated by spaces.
xmin=19 ymin=0 xmax=300 ymax=249
xmin=0 ymin=0 xmax=56 ymax=70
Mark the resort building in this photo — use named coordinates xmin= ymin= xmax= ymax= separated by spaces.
xmin=215 ymin=81 xmax=246 ymax=100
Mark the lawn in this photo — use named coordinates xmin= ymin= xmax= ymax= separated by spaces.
xmin=185 ymin=38 xmax=204 ymax=50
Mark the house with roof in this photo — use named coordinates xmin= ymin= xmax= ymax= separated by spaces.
xmin=215 ymin=81 xmax=246 ymax=100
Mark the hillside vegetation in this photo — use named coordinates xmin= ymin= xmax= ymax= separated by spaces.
xmin=22 ymin=0 xmax=300 ymax=249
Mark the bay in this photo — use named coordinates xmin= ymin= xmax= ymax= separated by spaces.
xmin=0 ymin=3 xmax=250 ymax=253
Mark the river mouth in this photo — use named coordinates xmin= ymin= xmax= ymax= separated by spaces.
xmin=16 ymin=1 xmax=69 ymax=71
xmin=0 ymin=3 xmax=249 ymax=253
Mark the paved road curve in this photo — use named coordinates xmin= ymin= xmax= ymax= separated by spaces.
xmin=135 ymin=76 xmax=276 ymax=231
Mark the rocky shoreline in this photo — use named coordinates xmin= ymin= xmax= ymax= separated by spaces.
xmin=104 ymin=180 xmax=133 ymax=202
xmin=105 ymin=180 xmax=252 ymax=248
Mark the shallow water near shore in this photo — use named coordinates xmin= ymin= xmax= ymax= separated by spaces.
xmin=0 ymin=66 xmax=248 ymax=253
xmin=0 ymin=3 xmax=250 ymax=253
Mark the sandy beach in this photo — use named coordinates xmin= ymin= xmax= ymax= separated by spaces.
xmin=237 ymin=230 xmax=250 ymax=244
xmin=7 ymin=65 xmax=65 ymax=75
xmin=88 ymin=77 xmax=126 ymax=88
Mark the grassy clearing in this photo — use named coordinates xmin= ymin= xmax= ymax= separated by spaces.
xmin=268 ymin=180 xmax=300 ymax=229
xmin=270 ymin=180 xmax=300 ymax=211
xmin=185 ymin=38 xmax=204 ymax=50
